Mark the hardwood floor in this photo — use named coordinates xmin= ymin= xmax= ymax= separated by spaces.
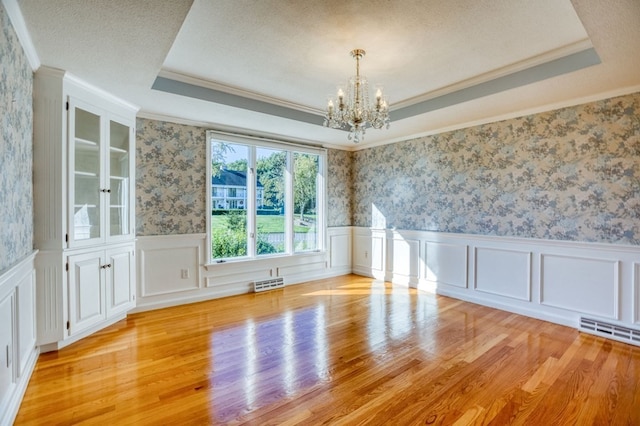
xmin=15 ymin=274 xmax=640 ymax=425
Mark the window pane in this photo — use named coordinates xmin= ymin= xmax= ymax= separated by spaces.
xmin=211 ymin=141 xmax=249 ymax=260
xmin=256 ymin=148 xmax=286 ymax=255
xmin=293 ymin=152 xmax=319 ymax=252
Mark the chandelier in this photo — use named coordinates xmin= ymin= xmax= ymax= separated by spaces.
xmin=323 ymin=49 xmax=390 ymax=143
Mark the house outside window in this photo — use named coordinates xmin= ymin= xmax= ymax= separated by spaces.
xmin=211 ymin=171 xmax=263 ymax=211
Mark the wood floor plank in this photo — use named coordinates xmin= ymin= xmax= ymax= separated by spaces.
xmin=14 ymin=274 xmax=640 ymax=425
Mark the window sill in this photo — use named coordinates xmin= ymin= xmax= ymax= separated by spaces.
xmin=204 ymin=250 xmax=326 ymax=272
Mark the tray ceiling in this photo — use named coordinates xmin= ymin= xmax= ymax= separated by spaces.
xmin=15 ymin=0 xmax=640 ymax=148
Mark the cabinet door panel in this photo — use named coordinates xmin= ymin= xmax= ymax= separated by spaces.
xmin=0 ymin=294 xmax=14 ymax=409
xmin=107 ymin=248 xmax=134 ymax=316
xmin=68 ymin=252 xmax=105 ymax=335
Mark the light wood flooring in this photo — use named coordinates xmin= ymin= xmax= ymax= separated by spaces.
xmin=15 ymin=274 xmax=640 ymax=425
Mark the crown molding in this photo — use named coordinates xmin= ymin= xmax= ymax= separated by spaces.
xmin=2 ymin=0 xmax=40 ymax=70
xmin=36 ymin=65 xmax=140 ymax=113
xmin=157 ymin=69 xmax=324 ymax=116
xmin=392 ymin=39 xmax=594 ymax=111
xmin=136 ymin=110 xmax=332 ymax=148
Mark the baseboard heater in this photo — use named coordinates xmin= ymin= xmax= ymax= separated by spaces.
xmin=579 ymin=317 xmax=640 ymax=347
xmin=253 ymin=277 xmax=284 ymax=293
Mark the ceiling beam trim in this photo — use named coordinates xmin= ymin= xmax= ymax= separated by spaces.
xmin=391 ymin=47 xmax=601 ymax=122
xmin=151 ymin=76 xmax=324 ymax=126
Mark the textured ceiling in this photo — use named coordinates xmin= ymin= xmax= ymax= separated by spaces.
xmin=15 ymin=0 xmax=640 ymax=149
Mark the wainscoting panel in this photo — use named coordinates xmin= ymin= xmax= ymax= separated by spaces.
xmin=140 ymin=245 xmax=201 ymax=297
xmin=636 ymin=263 xmax=640 ymax=325
xmin=351 ymin=227 xmax=640 ymax=339
xmin=353 ymin=228 xmax=386 ymax=280
xmin=391 ymin=236 xmax=420 ymax=285
xmin=424 ymin=242 xmax=467 ymax=289
xmin=352 ymin=233 xmax=370 ymax=272
xmin=328 ymin=227 xmax=351 ymax=274
xmin=541 ymin=255 xmax=619 ymax=320
xmin=277 ymin=260 xmax=326 ymax=277
xmin=371 ymin=235 xmax=385 ymax=274
xmin=475 ymin=247 xmax=531 ymax=301
xmin=206 ymin=267 xmax=273 ymax=288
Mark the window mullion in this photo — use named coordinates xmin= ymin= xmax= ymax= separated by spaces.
xmin=247 ymin=146 xmax=256 ymax=258
xmin=285 ymin=151 xmax=293 ymax=254
xmin=317 ymin=155 xmax=326 ymax=252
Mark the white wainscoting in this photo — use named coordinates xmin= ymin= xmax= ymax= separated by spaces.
xmin=540 ymin=254 xmax=619 ymax=320
xmin=425 ymin=241 xmax=467 ymax=289
xmin=352 ymin=227 xmax=640 ymax=332
xmin=475 ymin=247 xmax=531 ymax=302
xmin=0 ymin=251 xmax=39 ymax=426
xmin=134 ymin=227 xmax=352 ymax=312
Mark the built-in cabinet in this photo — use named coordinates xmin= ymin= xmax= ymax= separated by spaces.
xmin=33 ymin=67 xmax=138 ymax=352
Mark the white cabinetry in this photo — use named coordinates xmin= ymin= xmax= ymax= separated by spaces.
xmin=33 ymin=67 xmax=138 ymax=352
xmin=68 ymin=246 xmax=135 ymax=336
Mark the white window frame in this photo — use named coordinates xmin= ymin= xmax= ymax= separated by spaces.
xmin=206 ymin=130 xmax=327 ymax=265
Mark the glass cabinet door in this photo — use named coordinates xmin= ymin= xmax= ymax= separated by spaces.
xmin=108 ymin=120 xmax=131 ymax=238
xmin=71 ymin=106 xmax=102 ymax=243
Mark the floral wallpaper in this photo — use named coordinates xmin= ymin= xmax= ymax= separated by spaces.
xmin=326 ymin=149 xmax=353 ymax=227
xmin=353 ymin=92 xmax=640 ymax=245
xmin=0 ymin=4 xmax=33 ymax=273
xmin=136 ymin=118 xmax=207 ymax=235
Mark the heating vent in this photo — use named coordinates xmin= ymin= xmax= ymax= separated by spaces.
xmin=253 ymin=277 xmax=284 ymax=293
xmin=579 ymin=317 xmax=640 ymax=347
